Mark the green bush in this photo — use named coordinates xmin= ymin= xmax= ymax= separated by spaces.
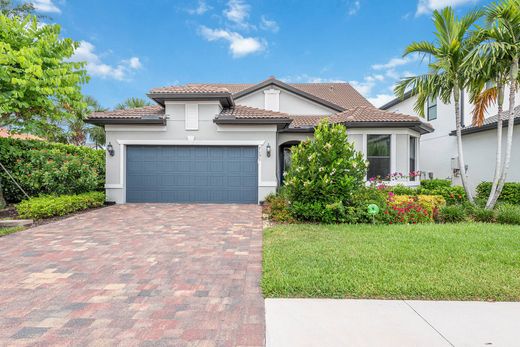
xmin=496 ymin=204 xmax=520 ymax=225
xmin=471 ymin=207 xmax=496 ymax=223
xmin=437 ymin=205 xmax=467 ymax=223
xmin=476 ymin=182 xmax=520 ymax=205
xmin=284 ymin=120 xmax=367 ymax=223
xmin=16 ymin=192 xmax=105 ymax=220
xmin=0 ymin=137 xmax=105 ymax=202
xmin=388 ymin=184 xmax=417 ymax=196
xmin=387 ymin=184 xmax=465 ymax=205
xmin=420 ymin=179 xmax=452 ymax=190
xmin=264 ymin=193 xmax=294 ymax=223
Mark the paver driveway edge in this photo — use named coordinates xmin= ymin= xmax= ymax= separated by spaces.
xmin=0 ymin=204 xmax=265 ymax=347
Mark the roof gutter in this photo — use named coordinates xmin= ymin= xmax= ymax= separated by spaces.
xmin=147 ymin=92 xmax=234 ymax=108
xmin=85 ymin=118 xmax=167 ymax=125
xmin=380 ymin=90 xmax=414 ymax=110
xmin=449 ymin=117 xmax=520 ymax=136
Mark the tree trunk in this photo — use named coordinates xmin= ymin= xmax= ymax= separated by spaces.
xmin=489 ymin=56 xmax=518 ymax=208
xmin=454 ymin=87 xmax=474 ymax=203
xmin=0 ymin=179 xmax=6 ymax=210
xmin=485 ymin=83 xmax=505 ymax=209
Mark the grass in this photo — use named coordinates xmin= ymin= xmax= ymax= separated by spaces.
xmin=0 ymin=226 xmax=25 ymax=237
xmin=262 ymin=223 xmax=520 ymax=301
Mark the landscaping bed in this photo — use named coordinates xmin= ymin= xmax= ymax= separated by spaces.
xmin=262 ymin=223 xmax=520 ymax=301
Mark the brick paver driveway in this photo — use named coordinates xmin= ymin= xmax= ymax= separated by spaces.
xmin=0 ymin=204 xmax=265 ymax=346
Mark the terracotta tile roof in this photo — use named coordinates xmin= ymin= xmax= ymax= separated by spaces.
xmin=329 ymin=106 xmax=426 ymax=123
xmin=218 ymin=105 xmax=291 ymax=119
xmin=185 ymin=81 xmax=371 ymax=110
xmin=457 ymin=105 xmax=520 ymax=135
xmin=288 ymin=115 xmax=328 ymax=128
xmin=89 ymin=106 xmax=165 ymax=119
xmin=149 ymin=85 xmax=231 ymax=94
xmin=0 ymin=128 xmax=43 ymax=140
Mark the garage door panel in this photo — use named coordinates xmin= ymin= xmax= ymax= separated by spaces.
xmin=126 ymin=146 xmax=258 ymax=203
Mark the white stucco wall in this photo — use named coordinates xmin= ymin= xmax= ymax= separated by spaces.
xmin=385 ymin=89 xmax=520 ymax=189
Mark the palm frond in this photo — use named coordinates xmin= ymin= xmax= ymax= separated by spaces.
xmin=472 ymin=86 xmax=498 ymax=126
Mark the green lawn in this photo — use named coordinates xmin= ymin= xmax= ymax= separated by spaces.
xmin=262 ymin=223 xmax=520 ymax=301
xmin=0 ymin=226 xmax=25 ymax=237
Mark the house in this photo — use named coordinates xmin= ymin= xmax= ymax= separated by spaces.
xmin=381 ymin=88 xmax=520 ymax=191
xmin=0 ymin=127 xmax=43 ymax=141
xmin=87 ymin=77 xmax=433 ymax=204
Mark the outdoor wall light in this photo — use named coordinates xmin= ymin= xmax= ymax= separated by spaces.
xmin=107 ymin=142 xmax=115 ymax=157
xmin=266 ymin=143 xmax=271 ymax=158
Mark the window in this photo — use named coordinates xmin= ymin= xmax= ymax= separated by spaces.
xmin=427 ymin=96 xmax=437 ymax=121
xmin=409 ymin=136 xmax=417 ymax=181
xmin=367 ymin=135 xmax=391 ymax=180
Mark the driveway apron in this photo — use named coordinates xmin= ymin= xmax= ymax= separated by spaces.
xmin=0 ymin=204 xmax=265 ymax=346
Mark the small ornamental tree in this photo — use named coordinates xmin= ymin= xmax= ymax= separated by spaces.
xmin=283 ymin=120 xmax=367 ymax=223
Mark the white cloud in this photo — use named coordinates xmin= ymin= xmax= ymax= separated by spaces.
xmin=70 ymin=41 xmax=142 ymax=80
xmin=368 ymin=94 xmax=396 ymax=107
xmin=260 ymin=16 xmax=279 ymax=32
xmin=224 ymin=0 xmax=250 ymax=28
xmin=187 ymin=0 xmax=211 ymax=15
xmin=199 ymin=26 xmax=265 ymax=58
xmin=416 ymin=0 xmax=478 ymax=16
xmin=347 ymin=1 xmax=361 ymax=16
xmin=33 ymin=0 xmax=61 ymax=13
xmin=372 ymin=57 xmax=414 ymax=70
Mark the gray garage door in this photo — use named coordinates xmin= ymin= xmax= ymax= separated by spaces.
xmin=126 ymin=145 xmax=258 ymax=203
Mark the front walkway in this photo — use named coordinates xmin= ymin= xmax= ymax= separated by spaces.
xmin=266 ymin=299 xmax=520 ymax=347
xmin=0 ymin=204 xmax=265 ymax=346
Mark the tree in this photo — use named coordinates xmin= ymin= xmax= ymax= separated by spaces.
xmin=395 ymin=7 xmax=482 ymax=203
xmin=473 ymin=0 xmax=519 ymax=209
xmin=115 ymin=97 xmax=151 ymax=110
xmin=0 ymin=0 xmax=40 ymax=18
xmin=0 ymin=15 xmax=88 ymax=132
xmin=466 ymin=0 xmax=520 ymax=209
xmin=67 ymin=96 xmax=106 ymax=146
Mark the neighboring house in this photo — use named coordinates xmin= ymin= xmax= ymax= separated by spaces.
xmin=0 ymin=127 xmax=43 ymax=141
xmin=381 ymin=88 xmax=520 ymax=191
xmin=87 ymin=77 xmax=432 ymax=204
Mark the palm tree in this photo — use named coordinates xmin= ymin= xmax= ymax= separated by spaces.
xmin=466 ymin=0 xmax=519 ymax=209
xmin=67 ymin=96 xmax=106 ymax=146
xmin=479 ymin=0 xmax=520 ymax=209
xmin=115 ymin=97 xmax=151 ymax=110
xmin=395 ymin=7 xmax=482 ymax=203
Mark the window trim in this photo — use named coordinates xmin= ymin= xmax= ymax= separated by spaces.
xmin=366 ymin=134 xmax=392 ymax=180
xmin=427 ymin=97 xmax=437 ymax=121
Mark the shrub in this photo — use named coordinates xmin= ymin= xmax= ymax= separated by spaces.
xmin=437 ymin=205 xmax=467 ymax=223
xmin=420 ymin=186 xmax=466 ymax=205
xmin=420 ymin=179 xmax=452 ymax=190
xmin=496 ymin=204 xmax=520 ymax=225
xmin=264 ymin=193 xmax=294 ymax=223
xmin=16 ymin=192 xmax=105 ymax=220
xmin=384 ymin=195 xmax=433 ymax=224
xmin=476 ymin=182 xmax=520 ymax=205
xmin=0 ymin=138 xmax=105 ymax=202
xmin=284 ymin=120 xmax=367 ymax=223
xmin=388 ymin=184 xmax=417 ymax=196
xmin=471 ymin=207 xmax=496 ymax=223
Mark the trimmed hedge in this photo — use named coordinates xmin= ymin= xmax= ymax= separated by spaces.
xmin=476 ymin=182 xmax=520 ymax=205
xmin=0 ymin=138 xmax=105 ymax=202
xmin=420 ymin=179 xmax=452 ymax=190
xmin=16 ymin=192 xmax=105 ymax=220
xmin=387 ymin=184 xmax=466 ymax=205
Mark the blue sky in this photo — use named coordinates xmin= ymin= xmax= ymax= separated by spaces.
xmin=33 ymin=0 xmax=491 ymax=108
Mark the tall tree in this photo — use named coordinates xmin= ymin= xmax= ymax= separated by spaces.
xmin=478 ymin=0 xmax=520 ymax=209
xmin=395 ymin=7 xmax=482 ymax=203
xmin=67 ymin=96 xmax=107 ymax=146
xmin=0 ymin=15 xmax=88 ymax=132
xmin=115 ymin=97 xmax=152 ymax=110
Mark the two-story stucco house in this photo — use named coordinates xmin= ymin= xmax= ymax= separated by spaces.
xmin=87 ymin=77 xmax=433 ymax=204
xmin=381 ymin=88 xmax=520 ymax=191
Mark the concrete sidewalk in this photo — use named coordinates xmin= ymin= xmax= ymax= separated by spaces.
xmin=266 ymin=299 xmax=520 ymax=347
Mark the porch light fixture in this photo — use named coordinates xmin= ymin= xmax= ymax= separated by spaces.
xmin=266 ymin=143 xmax=271 ymax=158
xmin=107 ymin=142 xmax=115 ymax=157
